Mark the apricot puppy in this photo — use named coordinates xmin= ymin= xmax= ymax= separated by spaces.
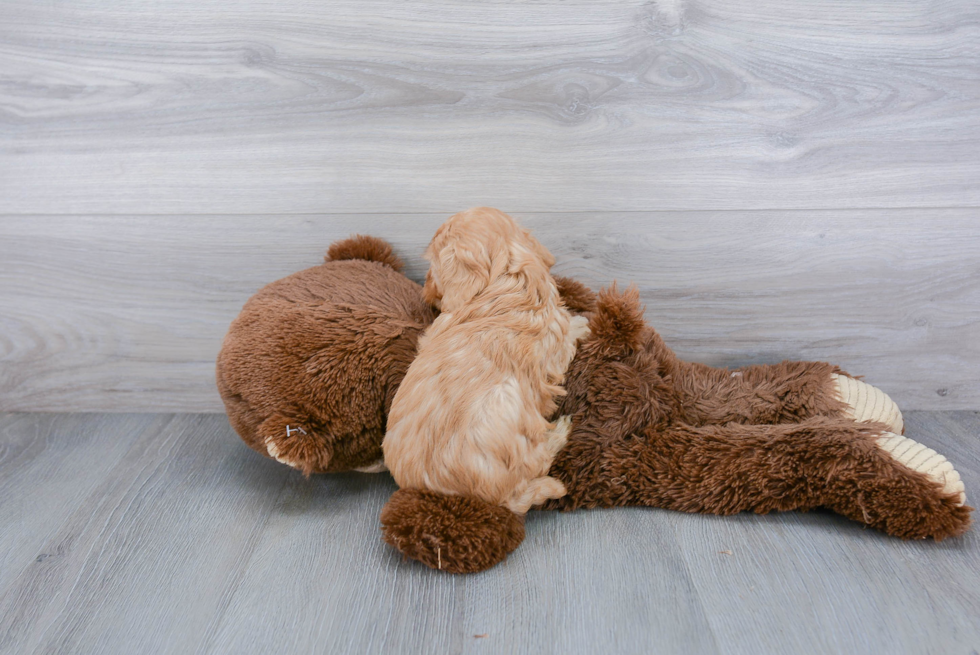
xmin=383 ymin=208 xmax=590 ymax=514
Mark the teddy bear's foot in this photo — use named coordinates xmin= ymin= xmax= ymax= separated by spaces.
xmin=832 ymin=374 xmax=904 ymax=434
xmin=876 ymin=432 xmax=966 ymax=506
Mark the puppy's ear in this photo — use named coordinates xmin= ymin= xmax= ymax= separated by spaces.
xmin=508 ymin=228 xmax=555 ymax=273
xmin=504 ymin=229 xmax=556 ymax=305
xmin=432 ymin=226 xmax=508 ymax=311
xmin=531 ymin=231 xmax=555 ymax=268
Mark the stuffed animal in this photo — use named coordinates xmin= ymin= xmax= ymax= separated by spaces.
xmin=216 ymin=236 xmax=433 ymax=475
xmin=217 ymin=234 xmax=971 ymax=574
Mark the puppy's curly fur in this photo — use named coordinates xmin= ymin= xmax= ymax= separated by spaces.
xmin=383 ymin=208 xmax=590 ymax=514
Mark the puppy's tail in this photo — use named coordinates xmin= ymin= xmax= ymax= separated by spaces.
xmin=380 ymin=488 xmax=524 ymax=573
xmin=326 ymin=235 xmax=404 ymax=272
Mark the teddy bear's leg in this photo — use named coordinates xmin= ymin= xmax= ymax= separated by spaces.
xmin=672 ymin=360 xmax=902 ymax=433
xmin=545 ymin=417 xmax=970 ymax=540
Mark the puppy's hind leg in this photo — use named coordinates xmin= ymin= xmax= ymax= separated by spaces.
xmin=546 ymin=415 xmax=573 ymax=457
xmin=506 ymin=476 xmax=568 ymax=515
xmin=567 ymin=314 xmax=591 ymax=344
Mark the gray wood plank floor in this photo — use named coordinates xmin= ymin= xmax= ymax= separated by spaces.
xmin=1 ymin=411 xmax=978 ymax=655
xmin=2 ymin=0 xmax=979 ymax=214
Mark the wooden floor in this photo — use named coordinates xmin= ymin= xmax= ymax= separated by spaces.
xmin=1 ymin=411 xmax=978 ymax=654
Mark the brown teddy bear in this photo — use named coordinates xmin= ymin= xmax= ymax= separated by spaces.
xmin=217 ymin=235 xmax=971 ymax=574
xmin=217 ymin=235 xmax=434 ymax=475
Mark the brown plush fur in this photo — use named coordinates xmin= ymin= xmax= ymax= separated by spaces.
xmin=216 ymin=235 xmax=434 ymax=474
xmin=381 ymin=488 xmax=526 ymax=574
xmin=543 ymin=289 xmax=966 ymax=536
xmin=327 ymin=234 xmax=405 ymax=272
xmin=217 ymin=235 xmax=972 ymax=575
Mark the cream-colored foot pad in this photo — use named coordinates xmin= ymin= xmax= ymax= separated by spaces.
xmin=265 ymin=436 xmax=300 ymax=469
xmin=877 ymin=432 xmax=966 ymax=506
xmin=354 ymin=459 xmax=388 ymax=473
xmin=833 ymin=374 xmax=904 ymax=434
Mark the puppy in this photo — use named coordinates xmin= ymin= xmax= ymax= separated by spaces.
xmin=383 ymin=208 xmax=590 ymax=514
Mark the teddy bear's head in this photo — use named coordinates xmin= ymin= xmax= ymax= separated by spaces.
xmin=216 ymin=236 xmax=436 ymax=475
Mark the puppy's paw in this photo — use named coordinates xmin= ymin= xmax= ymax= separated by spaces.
xmin=568 ymin=314 xmax=592 ymax=343
xmin=538 ymin=476 xmax=567 ymax=501
xmin=506 ymin=476 xmax=568 ymax=514
xmin=546 ymin=415 xmax=573 ymax=455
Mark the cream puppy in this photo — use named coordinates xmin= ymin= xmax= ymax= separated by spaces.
xmin=383 ymin=208 xmax=590 ymax=514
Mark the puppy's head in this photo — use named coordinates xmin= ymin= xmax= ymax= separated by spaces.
xmin=423 ymin=207 xmax=554 ymax=312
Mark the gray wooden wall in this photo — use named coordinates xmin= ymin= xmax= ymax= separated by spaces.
xmin=1 ymin=0 xmax=978 ymax=412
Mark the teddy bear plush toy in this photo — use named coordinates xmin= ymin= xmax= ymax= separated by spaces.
xmin=217 ymin=234 xmax=971 ymax=574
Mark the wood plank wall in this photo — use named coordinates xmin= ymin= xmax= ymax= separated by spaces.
xmin=1 ymin=0 xmax=978 ymax=411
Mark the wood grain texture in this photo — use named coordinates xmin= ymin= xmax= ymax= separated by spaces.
xmin=0 ymin=413 xmax=150 ymax=592
xmin=1 ymin=0 xmax=979 ymax=214
xmin=0 ymin=411 xmax=977 ymax=654
xmin=0 ymin=413 xmax=290 ymax=654
xmin=2 ymin=212 xmax=977 ymax=412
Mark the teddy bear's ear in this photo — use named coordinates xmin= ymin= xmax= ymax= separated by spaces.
xmin=510 ymin=227 xmax=555 ymax=271
xmin=326 ymin=234 xmax=404 ymax=271
xmin=588 ymin=283 xmax=648 ymax=352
